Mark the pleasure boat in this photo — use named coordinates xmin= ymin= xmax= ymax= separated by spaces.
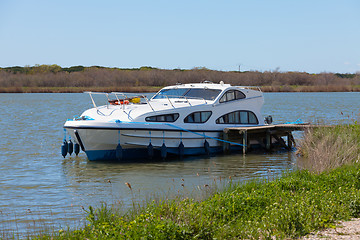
xmin=63 ymin=81 xmax=266 ymax=161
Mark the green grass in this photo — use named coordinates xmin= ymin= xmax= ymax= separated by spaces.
xmin=31 ymin=163 xmax=360 ymax=240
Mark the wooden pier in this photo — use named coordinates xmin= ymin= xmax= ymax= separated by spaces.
xmin=223 ymin=123 xmax=313 ymax=154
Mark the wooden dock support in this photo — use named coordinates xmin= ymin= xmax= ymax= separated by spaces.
xmin=287 ymin=132 xmax=293 ymax=149
xmin=266 ymin=130 xmax=271 ymax=151
xmin=222 ymin=132 xmax=231 ymax=154
xmin=242 ymin=130 xmax=248 ymax=155
xmin=223 ymin=123 xmax=312 ymax=154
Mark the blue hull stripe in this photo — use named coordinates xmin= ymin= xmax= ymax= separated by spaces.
xmin=85 ymin=146 xmax=243 ymax=161
xmin=64 ymin=126 xmax=222 ymax=133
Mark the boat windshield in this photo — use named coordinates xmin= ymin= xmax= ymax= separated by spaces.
xmin=153 ymin=88 xmax=221 ymax=101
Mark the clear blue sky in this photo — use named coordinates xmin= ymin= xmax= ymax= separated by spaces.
xmin=0 ymin=0 xmax=359 ymax=73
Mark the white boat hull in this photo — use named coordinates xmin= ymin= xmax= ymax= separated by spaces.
xmin=65 ymin=125 xmax=229 ymax=161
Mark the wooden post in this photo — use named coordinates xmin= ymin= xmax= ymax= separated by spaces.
xmin=242 ymin=130 xmax=248 ymax=155
xmin=287 ymin=132 xmax=293 ymax=149
xmin=266 ymin=130 xmax=271 ymax=151
xmin=222 ymin=131 xmax=230 ymax=154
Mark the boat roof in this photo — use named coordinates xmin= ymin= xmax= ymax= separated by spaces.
xmin=160 ymin=82 xmax=261 ymax=91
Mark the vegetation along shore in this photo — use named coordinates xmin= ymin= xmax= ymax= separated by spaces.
xmin=0 ymin=65 xmax=359 ymax=93
xmin=25 ymin=124 xmax=360 ymax=239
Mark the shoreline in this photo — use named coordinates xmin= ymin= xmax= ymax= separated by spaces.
xmin=1 ymin=65 xmax=359 ymax=94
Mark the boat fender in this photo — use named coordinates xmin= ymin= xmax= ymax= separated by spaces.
xmin=204 ymin=140 xmax=210 ymax=156
xmin=68 ymin=139 xmax=73 ymax=156
xmin=115 ymin=144 xmax=123 ymax=160
xmin=61 ymin=140 xmax=68 ymax=158
xmin=147 ymin=142 xmax=154 ymax=159
xmin=74 ymin=143 xmax=80 ymax=156
xmin=178 ymin=141 xmax=184 ymax=157
xmin=161 ymin=143 xmax=167 ymax=160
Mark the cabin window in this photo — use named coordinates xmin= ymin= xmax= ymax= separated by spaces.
xmin=184 ymin=111 xmax=212 ymax=123
xmin=145 ymin=113 xmax=179 ymax=122
xmin=153 ymin=88 xmax=221 ymax=100
xmin=240 ymin=111 xmax=248 ymax=124
xmin=216 ymin=111 xmax=258 ymax=124
xmin=219 ymin=90 xmax=246 ymax=103
xmin=185 ymin=89 xmax=221 ymax=100
xmin=152 ymin=89 xmax=189 ymax=99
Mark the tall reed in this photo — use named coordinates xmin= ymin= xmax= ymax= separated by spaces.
xmin=298 ymin=124 xmax=360 ymax=173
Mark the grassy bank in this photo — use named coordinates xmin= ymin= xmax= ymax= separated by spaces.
xmin=28 ymin=125 xmax=360 ymax=239
xmin=32 ymin=164 xmax=360 ymax=239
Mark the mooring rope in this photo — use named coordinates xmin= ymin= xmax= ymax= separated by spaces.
xmin=283 ymin=119 xmax=304 ymax=124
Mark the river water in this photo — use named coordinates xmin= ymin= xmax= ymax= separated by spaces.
xmin=0 ymin=92 xmax=359 ymax=237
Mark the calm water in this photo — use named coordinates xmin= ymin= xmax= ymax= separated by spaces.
xmin=0 ymin=92 xmax=359 ymax=236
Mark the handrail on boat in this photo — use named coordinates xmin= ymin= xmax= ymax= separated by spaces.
xmin=152 ymin=94 xmax=208 ymax=106
xmin=84 ymin=91 xmax=100 ymax=109
xmin=84 ymin=91 xmax=155 ymax=112
xmin=235 ymin=86 xmax=262 ymax=92
xmin=158 ymin=95 xmax=208 ymax=108
xmin=111 ymin=92 xmax=155 ymax=112
xmin=142 ymin=95 xmax=155 ymax=112
xmin=166 ymin=95 xmax=175 ymax=108
xmin=184 ymin=96 xmax=192 ymax=106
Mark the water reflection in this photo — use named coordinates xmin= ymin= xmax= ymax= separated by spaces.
xmin=60 ymin=151 xmax=297 ymax=213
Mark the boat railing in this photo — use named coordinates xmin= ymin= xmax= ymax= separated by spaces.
xmin=85 ymin=91 xmax=155 ymax=113
xmin=235 ymin=86 xmax=262 ymax=92
xmin=153 ymin=95 xmax=208 ymax=107
xmin=85 ymin=91 xmax=210 ymax=114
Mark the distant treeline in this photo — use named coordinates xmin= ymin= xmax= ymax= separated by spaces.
xmin=0 ymin=64 xmax=359 ymax=93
